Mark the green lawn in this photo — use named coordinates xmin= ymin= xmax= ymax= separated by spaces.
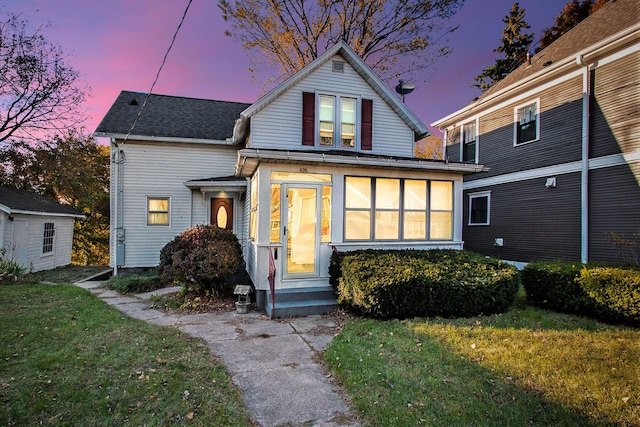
xmin=326 ymin=298 xmax=640 ymax=427
xmin=0 ymin=269 xmax=252 ymax=426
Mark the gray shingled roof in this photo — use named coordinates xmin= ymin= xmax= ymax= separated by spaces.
xmin=0 ymin=185 xmax=83 ymax=217
xmin=479 ymin=0 xmax=639 ymax=102
xmin=94 ymin=91 xmax=252 ymax=141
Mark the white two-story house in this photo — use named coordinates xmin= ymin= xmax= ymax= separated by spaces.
xmin=95 ymin=41 xmax=484 ymax=317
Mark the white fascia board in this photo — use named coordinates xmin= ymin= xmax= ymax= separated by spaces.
xmin=237 ymin=148 xmax=486 ymax=174
xmin=463 ymin=149 xmax=640 ymax=190
xmin=93 ymin=133 xmax=231 ymax=146
xmin=9 ymin=209 xmax=85 ymax=219
xmin=0 ymin=203 xmax=10 ymax=214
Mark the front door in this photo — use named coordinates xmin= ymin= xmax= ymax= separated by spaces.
xmin=284 ymin=186 xmax=321 ymax=277
xmin=211 ymin=198 xmax=233 ymax=231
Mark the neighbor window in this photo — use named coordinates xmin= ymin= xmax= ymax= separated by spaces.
xmin=42 ymin=222 xmax=55 ymax=254
xmin=147 ymin=197 xmax=169 ymax=226
xmin=344 ymin=177 xmax=453 ymax=241
xmin=515 ymin=100 xmax=539 ymax=145
xmin=462 ymin=121 xmax=477 ymax=163
xmin=468 ymin=191 xmax=491 ymax=225
xmin=318 ymin=94 xmax=358 ymax=148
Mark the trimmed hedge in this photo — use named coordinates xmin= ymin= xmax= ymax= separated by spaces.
xmin=330 ymin=249 xmax=519 ymax=319
xmin=578 ymin=267 xmax=640 ymax=325
xmin=158 ymin=225 xmax=243 ymax=294
xmin=522 ymin=261 xmax=640 ymax=326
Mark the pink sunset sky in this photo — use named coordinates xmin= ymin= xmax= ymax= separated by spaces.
xmin=4 ymin=0 xmax=570 ymax=141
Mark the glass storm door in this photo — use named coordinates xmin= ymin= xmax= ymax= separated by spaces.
xmin=285 ymin=186 xmax=320 ymax=276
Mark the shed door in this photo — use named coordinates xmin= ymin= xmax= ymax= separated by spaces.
xmin=13 ymin=220 xmax=29 ymax=269
xmin=211 ymin=198 xmax=233 ymax=231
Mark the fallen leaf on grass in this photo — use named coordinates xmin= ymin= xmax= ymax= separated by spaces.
xmin=187 ymin=412 xmax=194 ymax=420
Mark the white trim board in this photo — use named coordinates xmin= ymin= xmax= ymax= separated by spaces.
xmin=463 ymin=150 xmax=640 ymax=190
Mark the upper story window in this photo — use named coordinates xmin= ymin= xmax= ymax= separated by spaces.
xmin=147 ymin=197 xmax=170 ymax=226
xmin=514 ymin=100 xmax=539 ymax=145
xmin=303 ymin=92 xmax=372 ymax=150
xmin=462 ymin=121 xmax=477 ymax=163
xmin=42 ymin=222 xmax=55 ymax=254
xmin=319 ymin=95 xmax=357 ymax=148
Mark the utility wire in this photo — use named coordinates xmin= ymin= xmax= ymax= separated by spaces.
xmin=113 ymin=0 xmax=193 ymax=163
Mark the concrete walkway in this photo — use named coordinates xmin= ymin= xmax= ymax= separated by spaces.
xmin=74 ymin=281 xmax=360 ymax=427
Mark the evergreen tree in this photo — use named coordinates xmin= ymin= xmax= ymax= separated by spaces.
xmin=535 ymin=0 xmax=610 ymax=53
xmin=473 ymin=2 xmax=534 ymax=91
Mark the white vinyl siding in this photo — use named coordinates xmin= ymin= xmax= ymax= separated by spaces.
xmin=248 ymin=55 xmax=414 ymax=157
xmin=2 ymin=214 xmax=75 ymax=273
xmin=110 ymin=141 xmax=239 ymax=268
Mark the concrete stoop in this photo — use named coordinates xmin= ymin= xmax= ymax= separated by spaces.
xmin=266 ymin=286 xmax=339 ymax=318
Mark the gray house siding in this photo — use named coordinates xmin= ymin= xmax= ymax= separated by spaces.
xmin=448 ymin=77 xmax=584 ymax=181
xmin=590 ymin=51 xmax=640 ymax=158
xmin=589 ymin=164 xmax=640 ymax=264
xmin=463 ymin=173 xmax=582 ymax=262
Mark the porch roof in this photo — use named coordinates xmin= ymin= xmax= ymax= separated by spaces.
xmin=183 ymin=176 xmax=248 ymax=193
xmin=235 ymin=148 xmax=487 ymax=177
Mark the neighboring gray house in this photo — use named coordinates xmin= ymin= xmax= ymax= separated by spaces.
xmin=95 ymin=42 xmax=484 ymax=317
xmin=0 ymin=185 xmax=84 ymax=273
xmin=433 ymin=0 xmax=639 ymax=266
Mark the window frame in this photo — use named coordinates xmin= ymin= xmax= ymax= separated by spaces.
xmin=42 ymin=222 xmax=55 ymax=255
xmin=513 ymin=99 xmax=540 ymax=146
xmin=344 ymin=176 xmax=454 ymax=242
xmin=468 ymin=191 xmax=491 ymax=226
xmin=147 ymin=196 xmax=170 ymax=226
xmin=461 ymin=119 xmax=478 ymax=163
xmin=316 ymin=92 xmax=361 ymax=149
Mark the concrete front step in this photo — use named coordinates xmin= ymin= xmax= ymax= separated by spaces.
xmin=266 ymin=286 xmax=339 ymax=318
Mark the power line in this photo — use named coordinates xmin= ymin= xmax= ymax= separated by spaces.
xmin=112 ymin=0 xmax=193 ymax=163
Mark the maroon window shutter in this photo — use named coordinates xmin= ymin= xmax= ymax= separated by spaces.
xmin=361 ymin=99 xmax=372 ymax=150
xmin=302 ymin=92 xmax=315 ymax=146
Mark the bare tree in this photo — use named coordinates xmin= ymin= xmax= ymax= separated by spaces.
xmin=219 ymin=0 xmax=465 ymax=85
xmin=0 ymin=12 xmax=88 ymax=144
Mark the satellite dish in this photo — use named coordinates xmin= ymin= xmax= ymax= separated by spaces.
xmin=395 ymin=79 xmax=415 ymax=102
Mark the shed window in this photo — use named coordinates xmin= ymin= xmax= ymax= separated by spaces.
xmin=43 ymin=222 xmax=55 ymax=254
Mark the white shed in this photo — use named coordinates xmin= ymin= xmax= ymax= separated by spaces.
xmin=0 ymin=185 xmax=84 ymax=273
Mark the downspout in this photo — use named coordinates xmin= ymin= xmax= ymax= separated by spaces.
xmin=577 ymin=54 xmax=590 ymax=264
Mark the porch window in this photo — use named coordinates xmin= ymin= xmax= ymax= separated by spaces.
xmin=42 ymin=222 xmax=55 ymax=254
xmin=147 ymin=197 xmax=169 ymax=226
xmin=403 ymin=180 xmax=427 ymax=239
xmin=375 ymin=178 xmax=400 ymax=240
xmin=430 ymin=181 xmax=453 ymax=240
xmin=270 ymin=184 xmax=280 ymax=243
xmin=515 ymin=100 xmax=539 ymax=145
xmin=344 ymin=177 xmax=453 ymax=241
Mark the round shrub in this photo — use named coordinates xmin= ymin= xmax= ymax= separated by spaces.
xmin=333 ymin=249 xmax=519 ymax=319
xmin=578 ymin=266 xmax=640 ymax=325
xmin=158 ymin=225 xmax=243 ymax=294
